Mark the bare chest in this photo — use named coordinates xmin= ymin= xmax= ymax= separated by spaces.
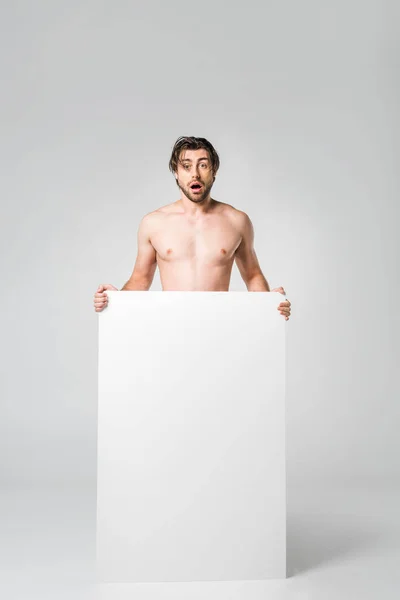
xmin=151 ymin=216 xmax=241 ymax=264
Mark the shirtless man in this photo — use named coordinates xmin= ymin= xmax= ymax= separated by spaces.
xmin=93 ymin=136 xmax=291 ymax=320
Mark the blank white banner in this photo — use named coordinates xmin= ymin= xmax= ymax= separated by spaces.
xmin=96 ymin=291 xmax=286 ymax=582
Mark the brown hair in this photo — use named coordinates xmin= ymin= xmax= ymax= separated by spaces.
xmin=168 ymin=136 xmax=220 ymax=184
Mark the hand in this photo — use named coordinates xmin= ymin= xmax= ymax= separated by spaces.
xmin=93 ymin=284 xmax=118 ymax=312
xmin=271 ymin=286 xmax=291 ymax=321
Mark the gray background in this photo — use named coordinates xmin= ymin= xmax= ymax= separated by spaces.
xmin=1 ymin=0 xmax=398 ymax=489
xmin=0 ymin=1 xmax=399 ymax=596
xmin=0 ymin=0 xmax=400 ymax=600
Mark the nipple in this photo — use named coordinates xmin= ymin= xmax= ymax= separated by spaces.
xmin=220 ymin=248 xmax=227 ymax=255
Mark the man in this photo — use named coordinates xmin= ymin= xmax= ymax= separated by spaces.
xmin=93 ymin=136 xmax=291 ymax=320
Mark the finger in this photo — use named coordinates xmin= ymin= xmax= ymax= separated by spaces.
xmin=97 ymin=284 xmax=112 ymax=292
xmin=94 ymin=299 xmax=107 ymax=306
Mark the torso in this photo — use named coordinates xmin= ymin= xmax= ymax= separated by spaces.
xmin=148 ymin=200 xmax=244 ymax=291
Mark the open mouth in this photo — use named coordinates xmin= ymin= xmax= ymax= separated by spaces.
xmin=190 ymin=183 xmax=203 ymax=192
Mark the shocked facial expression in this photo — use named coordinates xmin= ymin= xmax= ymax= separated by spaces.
xmin=175 ymin=149 xmax=216 ymax=203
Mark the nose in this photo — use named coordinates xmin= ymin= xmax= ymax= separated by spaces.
xmin=190 ymin=165 xmax=200 ymax=177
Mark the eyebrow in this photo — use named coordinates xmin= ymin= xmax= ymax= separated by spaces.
xmin=180 ymin=157 xmax=209 ymax=163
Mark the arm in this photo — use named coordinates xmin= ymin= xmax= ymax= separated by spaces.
xmin=234 ymin=212 xmax=270 ymax=291
xmin=120 ymin=214 xmax=157 ymax=291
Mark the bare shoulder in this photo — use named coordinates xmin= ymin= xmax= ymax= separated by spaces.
xmin=216 ymin=201 xmax=251 ymax=233
xmin=142 ymin=201 xmax=181 ymax=222
xmin=154 ymin=200 xmax=182 ymax=215
xmin=138 ymin=203 xmax=173 ymax=230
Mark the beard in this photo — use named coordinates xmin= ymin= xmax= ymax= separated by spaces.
xmin=177 ymin=178 xmax=214 ymax=203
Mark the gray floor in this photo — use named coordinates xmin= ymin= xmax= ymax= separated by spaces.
xmin=0 ymin=484 xmax=399 ymax=599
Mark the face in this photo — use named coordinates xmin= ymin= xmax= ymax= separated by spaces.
xmin=175 ymin=149 xmax=216 ymax=203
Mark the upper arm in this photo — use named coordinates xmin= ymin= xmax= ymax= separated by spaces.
xmin=234 ymin=211 xmax=263 ymax=283
xmin=129 ymin=214 xmax=157 ymax=281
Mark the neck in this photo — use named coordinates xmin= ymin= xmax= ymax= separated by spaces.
xmin=178 ymin=193 xmax=214 ymax=216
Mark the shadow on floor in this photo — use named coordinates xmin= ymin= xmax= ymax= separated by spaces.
xmin=286 ymin=513 xmax=382 ymax=577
